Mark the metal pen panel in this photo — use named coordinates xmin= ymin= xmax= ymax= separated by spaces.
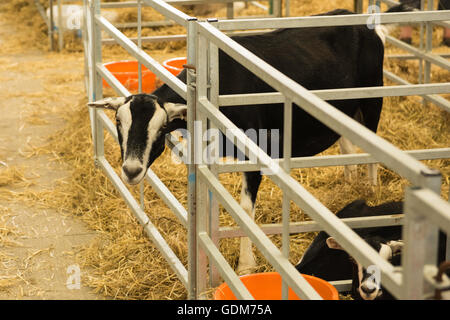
xmin=216 ymin=10 xmax=450 ymax=31
xmin=97 ymin=156 xmax=188 ymax=287
xmin=218 ymin=214 xmax=405 ymax=238
xmin=196 ymin=22 xmax=433 ymax=187
xmin=215 ymin=148 xmax=450 ymax=173
xmin=197 ymin=166 xmax=323 ymax=300
xmin=142 ymin=0 xmax=191 ymax=27
xmin=217 ymin=83 xmax=450 ymax=105
xmin=95 ymin=15 xmax=187 ymax=100
xmin=198 ymin=94 xmax=404 ymax=298
xmin=198 ymin=232 xmax=254 ymax=300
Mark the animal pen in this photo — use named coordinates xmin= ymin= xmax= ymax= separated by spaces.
xmin=83 ymin=0 xmax=450 ymax=300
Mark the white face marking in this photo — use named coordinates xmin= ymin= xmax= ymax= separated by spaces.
xmin=358 ymin=243 xmax=394 ymax=300
xmin=116 ymin=100 xmax=132 ymax=157
xmin=358 ymin=262 xmax=381 ymax=300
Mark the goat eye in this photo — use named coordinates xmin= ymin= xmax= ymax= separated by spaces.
xmin=116 ymin=119 xmax=121 ymax=126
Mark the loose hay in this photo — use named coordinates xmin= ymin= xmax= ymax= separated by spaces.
xmin=2 ymin=0 xmax=448 ymax=300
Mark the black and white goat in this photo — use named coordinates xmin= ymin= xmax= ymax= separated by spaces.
xmin=296 ymin=200 xmax=403 ymax=300
xmin=88 ymin=4 xmax=418 ymax=274
xmin=296 ymin=200 xmax=447 ymax=300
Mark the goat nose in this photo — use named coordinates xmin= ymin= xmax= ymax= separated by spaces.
xmin=123 ymin=165 xmax=143 ymax=180
xmin=361 ymin=284 xmax=376 ymax=295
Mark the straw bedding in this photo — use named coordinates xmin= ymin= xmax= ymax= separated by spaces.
xmin=1 ymin=0 xmax=448 ymax=299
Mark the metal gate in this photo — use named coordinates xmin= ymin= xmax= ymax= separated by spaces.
xmin=84 ymin=0 xmax=450 ymax=299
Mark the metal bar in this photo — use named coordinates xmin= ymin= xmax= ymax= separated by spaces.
xmin=197 ymin=97 xmax=404 ymax=297
xmin=100 ymin=0 xmax=254 ymax=8
xmin=387 ymin=53 xmax=450 ymax=60
xmin=384 ymin=70 xmax=450 ymax=113
xmin=138 ymin=0 xmax=143 ymax=93
xmin=217 ymin=83 xmax=450 ymax=105
xmin=101 ymin=30 xmax=272 ymax=45
xmin=97 ymin=156 xmax=188 ymax=287
xmin=403 ymin=187 xmax=430 ymax=299
xmin=50 ymin=0 xmax=54 ymax=51
xmin=186 ymin=18 xmax=198 ymax=300
xmin=216 ymin=10 xmax=450 ymax=31
xmin=285 ymin=0 xmax=290 ymax=17
xmin=402 ymin=167 xmax=443 ymax=299
xmin=34 ymin=0 xmax=50 ymax=28
xmin=82 ymin=0 xmax=90 ymax=94
xmin=198 ymin=165 xmax=323 ymax=300
xmin=58 ymin=0 xmax=63 ymax=51
xmin=424 ymin=0 xmax=434 ymax=86
xmin=96 ymin=15 xmax=187 ymax=100
xmin=142 ymin=0 xmax=191 ymax=27
xmin=102 ymin=34 xmax=187 ymax=45
xmin=198 ymin=232 xmax=254 ymax=300
xmin=218 ymin=214 xmax=405 ymax=238
xmin=207 ymin=22 xmax=222 ymax=288
xmin=96 ymin=63 xmax=130 ymax=97
xmin=408 ymin=189 xmax=450 ymax=235
xmin=226 ymin=2 xmax=234 ymax=19
xmin=195 ymin=31 xmax=210 ymax=299
xmin=90 ymin=0 xmax=104 ymax=159
xmin=197 ymin=23 xmax=434 ymax=188
xmin=386 ymin=35 xmax=450 ymax=72
xmin=114 ymin=21 xmax=175 ymax=29
xmin=215 ymin=148 xmax=450 ymax=173
xmin=281 ymin=97 xmax=292 ymax=300
xmin=329 ymin=280 xmax=352 ymax=292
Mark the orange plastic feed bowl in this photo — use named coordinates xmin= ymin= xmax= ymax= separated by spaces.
xmin=163 ymin=57 xmax=187 ymax=76
xmin=102 ymin=60 xmax=156 ymax=93
xmin=213 ymin=272 xmax=339 ymax=300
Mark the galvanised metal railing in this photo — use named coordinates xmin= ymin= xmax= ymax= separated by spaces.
xmin=84 ymin=0 xmax=450 ymax=300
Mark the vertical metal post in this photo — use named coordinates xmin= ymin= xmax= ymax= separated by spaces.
xmin=82 ymin=0 xmax=89 ymax=95
xmin=89 ymin=0 xmax=104 ymax=159
xmin=402 ymin=169 xmax=442 ymax=299
xmin=186 ymin=17 xmax=198 ymax=300
xmin=226 ymin=2 xmax=234 ymax=19
xmin=57 ymin=0 xmax=63 ymax=51
xmin=273 ymin=0 xmax=282 ymax=17
xmin=419 ymin=0 xmax=425 ymax=85
xmin=49 ymin=0 xmax=54 ymax=51
xmin=403 ymin=187 xmax=428 ymax=299
xmin=354 ymin=0 xmax=363 ymax=13
xmin=424 ymin=0 xmax=433 ymax=86
xmin=281 ymin=97 xmax=292 ymax=300
xmin=207 ymin=19 xmax=221 ymax=288
xmin=137 ymin=0 xmax=143 ymax=93
xmin=285 ymin=0 xmax=290 ymax=17
xmin=196 ymin=30 xmax=209 ymax=299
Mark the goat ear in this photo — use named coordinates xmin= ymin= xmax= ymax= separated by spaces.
xmin=164 ymin=103 xmax=187 ymax=122
xmin=386 ymin=240 xmax=404 ymax=255
xmin=87 ymin=97 xmax=127 ymax=111
xmin=326 ymin=237 xmax=344 ymax=250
